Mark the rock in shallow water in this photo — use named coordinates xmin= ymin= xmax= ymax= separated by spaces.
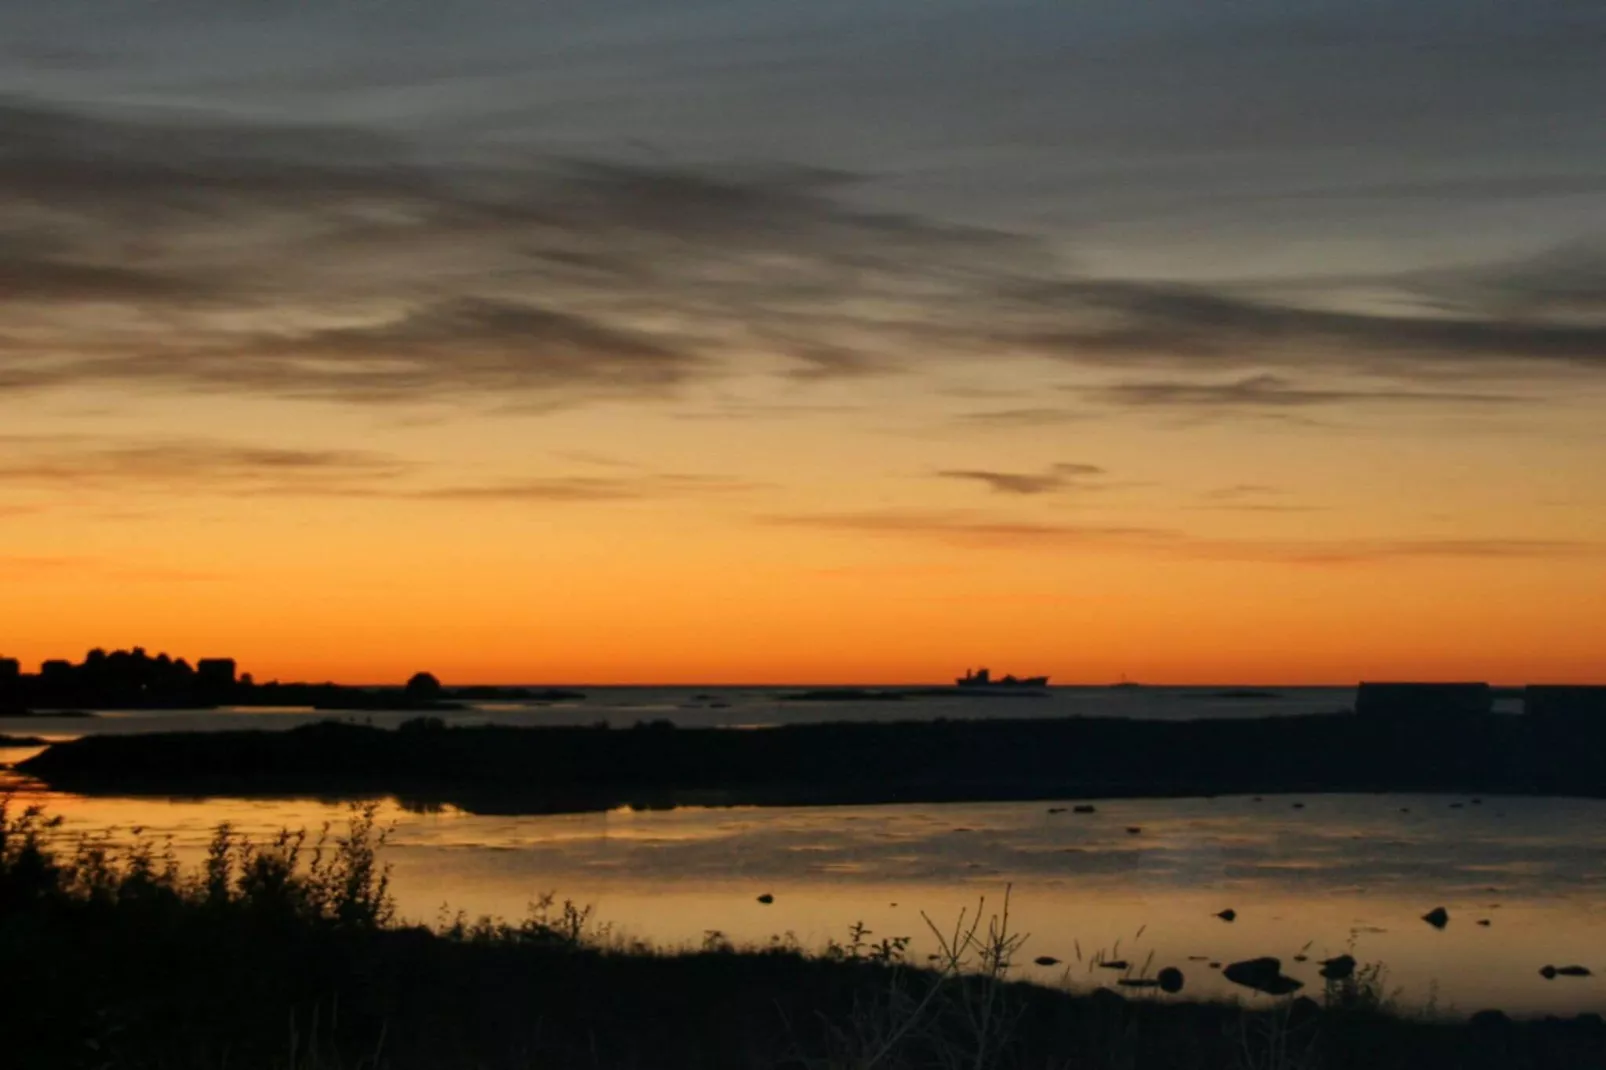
xmin=1541 ymin=964 xmax=1593 ymax=979
xmin=1224 ymin=957 xmax=1303 ymax=995
xmin=1422 ymin=906 xmax=1450 ymax=929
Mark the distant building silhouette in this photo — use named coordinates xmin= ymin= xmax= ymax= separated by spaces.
xmin=40 ymin=659 xmax=74 ymax=686
xmin=0 ymin=656 xmax=20 ymax=706
xmin=1355 ymin=682 xmax=1492 ymax=719
xmin=8 ymin=646 xmax=468 ymax=713
xmin=195 ymin=658 xmax=238 ymax=703
xmin=1525 ymin=685 xmax=1606 ymax=723
xmin=197 ymin=659 xmax=237 ymax=687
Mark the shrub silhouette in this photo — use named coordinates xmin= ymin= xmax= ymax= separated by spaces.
xmin=404 ymin=672 xmax=443 ymax=701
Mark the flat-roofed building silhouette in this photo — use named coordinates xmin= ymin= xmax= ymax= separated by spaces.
xmin=195 ymin=658 xmax=238 ymax=703
xmin=0 ymin=656 xmax=20 ymax=704
xmin=196 ymin=658 xmax=237 ymax=687
xmin=40 ymin=659 xmax=73 ymax=685
xmin=1355 ymin=682 xmax=1493 ymax=719
xmin=1525 ymin=685 xmax=1606 ymax=723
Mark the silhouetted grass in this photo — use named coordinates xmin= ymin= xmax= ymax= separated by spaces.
xmin=3 ymin=799 xmax=1604 ymax=1069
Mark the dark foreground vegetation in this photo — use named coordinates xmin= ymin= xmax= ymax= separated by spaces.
xmin=20 ymin=710 xmax=1606 ymax=814
xmin=3 ymin=801 xmax=1603 ymax=1070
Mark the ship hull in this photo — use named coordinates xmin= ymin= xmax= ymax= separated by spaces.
xmin=955 ymin=675 xmax=1049 ymax=689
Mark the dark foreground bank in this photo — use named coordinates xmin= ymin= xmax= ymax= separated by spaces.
xmin=19 ymin=711 xmax=1606 ymax=813
xmin=2 ymin=802 xmax=1603 ymax=1070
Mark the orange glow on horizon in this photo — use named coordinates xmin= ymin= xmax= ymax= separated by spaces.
xmin=4 ymin=369 xmax=1603 ymax=689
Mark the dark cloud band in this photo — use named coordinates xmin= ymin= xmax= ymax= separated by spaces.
xmin=2 ymin=96 xmax=1602 ymax=412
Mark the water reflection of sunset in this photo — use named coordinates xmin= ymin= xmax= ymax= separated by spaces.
xmin=7 ymin=783 xmax=1602 ymax=1014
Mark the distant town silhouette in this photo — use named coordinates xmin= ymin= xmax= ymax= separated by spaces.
xmin=0 ymin=647 xmax=577 ymax=714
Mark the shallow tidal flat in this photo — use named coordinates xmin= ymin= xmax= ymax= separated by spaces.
xmin=4 ymin=774 xmax=1603 ymax=1017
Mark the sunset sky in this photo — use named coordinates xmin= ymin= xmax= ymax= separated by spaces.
xmin=1 ymin=0 xmax=1602 ymax=684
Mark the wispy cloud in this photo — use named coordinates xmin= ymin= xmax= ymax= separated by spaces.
xmin=403 ymin=474 xmax=760 ymax=503
xmin=0 ymin=97 xmax=1021 ymax=404
xmin=1181 ymin=536 xmax=1599 ymax=566
xmin=0 ymin=435 xmax=408 ymax=491
xmin=0 ymin=434 xmax=758 ymax=504
xmin=1086 ymin=374 xmax=1525 ymax=411
xmin=1004 ymin=281 xmax=1606 ymax=378
xmin=935 ymin=463 xmax=1106 ymax=496
xmin=952 ymin=408 xmax=1088 ymax=428
xmin=761 ymin=509 xmax=1598 ymax=564
xmin=1410 ymin=240 xmax=1606 ymax=319
xmin=1192 ymin=503 xmax=1326 ymax=514
xmin=1191 ymin=483 xmax=1323 ymax=513
xmin=671 ymin=400 xmax=869 ymax=422
xmin=1 ymin=96 xmax=1602 ymax=414
xmin=762 ymin=510 xmax=1170 ymax=549
xmin=1203 ymin=484 xmax=1285 ymax=502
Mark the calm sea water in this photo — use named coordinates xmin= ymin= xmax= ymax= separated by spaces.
xmin=1 ymin=684 xmax=1372 ymax=739
xmin=3 ymin=687 xmax=1592 ymax=1016
xmin=2 ymin=739 xmax=1601 ymax=1017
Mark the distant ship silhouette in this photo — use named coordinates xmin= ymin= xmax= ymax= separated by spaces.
xmin=955 ymin=667 xmax=1049 ymax=689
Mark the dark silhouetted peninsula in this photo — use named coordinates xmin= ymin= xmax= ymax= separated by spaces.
xmin=21 ymin=693 xmax=1606 ymax=814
